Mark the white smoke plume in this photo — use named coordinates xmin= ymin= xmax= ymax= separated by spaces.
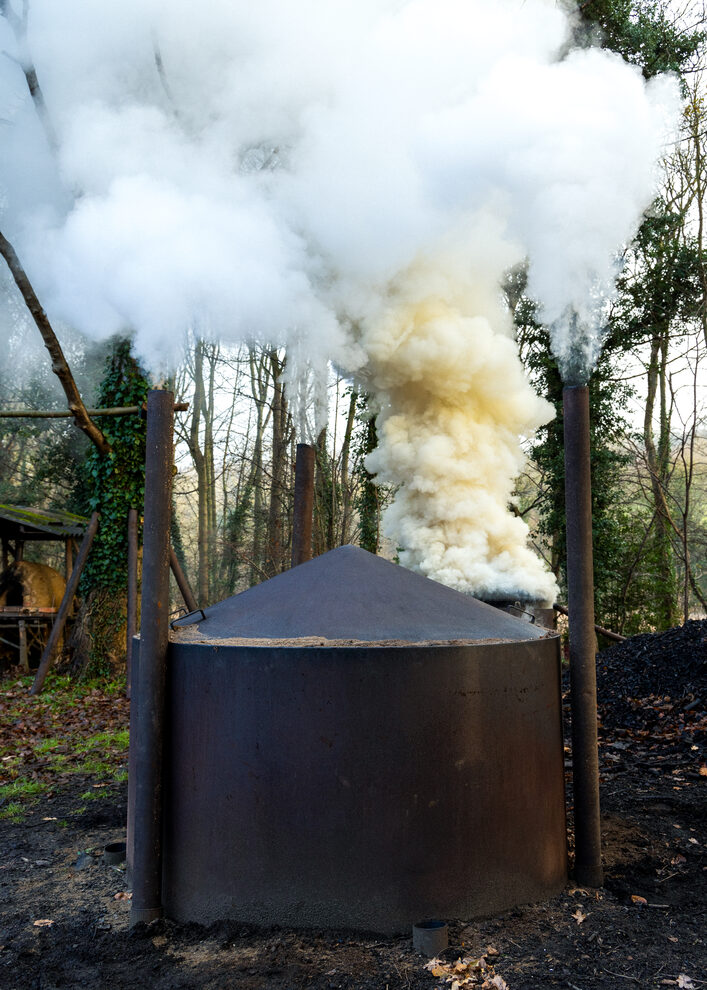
xmin=0 ymin=0 xmax=679 ymax=599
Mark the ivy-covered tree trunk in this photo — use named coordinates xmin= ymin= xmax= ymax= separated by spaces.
xmin=355 ymin=396 xmax=381 ymax=555
xmin=70 ymin=339 xmax=149 ymax=677
xmin=313 ymin=426 xmax=335 ymax=558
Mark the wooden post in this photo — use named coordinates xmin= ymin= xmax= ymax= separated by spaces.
xmin=169 ymin=546 xmax=198 ymax=613
xmin=1 ymin=538 xmax=7 ymax=571
xmin=64 ymin=539 xmax=73 ymax=583
xmin=30 ymin=511 xmax=100 ymax=695
xmin=126 ymin=508 xmax=139 ymax=699
xmin=18 ymin=620 xmax=28 ymax=672
xmin=15 ymin=541 xmax=24 ymax=562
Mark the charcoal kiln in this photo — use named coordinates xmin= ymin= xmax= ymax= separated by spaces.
xmin=129 ymin=544 xmax=567 ymax=933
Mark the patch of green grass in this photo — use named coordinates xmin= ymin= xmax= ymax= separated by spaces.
xmin=76 ymin=756 xmax=112 ymax=776
xmin=35 ymin=737 xmax=61 ymax=755
xmin=0 ymin=779 xmax=46 ymax=800
xmin=37 ymin=674 xmax=125 ymax=708
xmin=57 ymin=819 xmax=69 ymax=828
xmin=75 ymin=728 xmax=129 ymax=754
xmin=81 ymin=789 xmax=109 ymax=801
xmin=0 ymin=801 xmax=24 ymax=822
xmin=47 ymin=752 xmax=68 ymax=769
xmin=113 ymin=769 xmax=128 ymax=783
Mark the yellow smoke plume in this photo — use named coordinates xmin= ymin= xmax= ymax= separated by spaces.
xmin=361 ymin=254 xmax=558 ymax=603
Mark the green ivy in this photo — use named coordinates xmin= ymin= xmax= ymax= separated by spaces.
xmin=353 ymin=394 xmax=385 ymax=555
xmin=79 ymin=339 xmax=149 ymax=594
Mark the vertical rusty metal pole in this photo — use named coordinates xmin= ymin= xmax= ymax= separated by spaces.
xmin=563 ymin=385 xmax=603 ymax=888
xmin=126 ymin=507 xmax=139 ymax=700
xmin=291 ymin=443 xmax=315 ymax=568
xmin=130 ymin=390 xmax=173 ymax=926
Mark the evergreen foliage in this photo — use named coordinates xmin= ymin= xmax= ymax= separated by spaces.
xmin=572 ymin=0 xmax=705 ymax=79
xmin=78 ymin=339 xmax=149 ymax=594
xmin=354 ymin=394 xmax=383 ymax=555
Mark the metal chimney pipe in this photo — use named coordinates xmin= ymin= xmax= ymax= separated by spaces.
xmin=291 ymin=443 xmax=315 ymax=568
xmin=562 ymin=384 xmax=603 ymax=888
xmin=126 ymin=507 xmax=139 ymax=700
xmin=130 ymin=389 xmax=174 ymax=925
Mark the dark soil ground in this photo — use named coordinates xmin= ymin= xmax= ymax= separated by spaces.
xmin=0 ymin=623 xmax=705 ymax=990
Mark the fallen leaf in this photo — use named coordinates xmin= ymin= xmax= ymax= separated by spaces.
xmin=41 ymin=817 xmax=57 ymax=822
xmin=489 ymin=977 xmax=508 ymax=990
xmin=424 ymin=959 xmax=448 ymax=978
xmin=688 ymin=838 xmax=699 ymax=845
xmin=113 ymin=891 xmax=132 ymax=901
xmin=33 ymin=919 xmax=53 ymax=928
xmin=678 ymin=977 xmax=695 ymax=989
xmin=668 ymin=936 xmax=679 ymax=943
xmin=572 ymin=908 xmax=588 ymax=924
xmin=671 ymin=855 xmax=687 ymax=866
xmin=699 ymin=766 xmax=707 ymax=777
xmin=486 ymin=946 xmax=499 ymax=957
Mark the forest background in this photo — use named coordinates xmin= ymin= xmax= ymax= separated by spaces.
xmin=1 ymin=0 xmax=706 ymax=677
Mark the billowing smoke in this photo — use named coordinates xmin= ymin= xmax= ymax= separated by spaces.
xmin=0 ymin=0 xmax=679 ymax=599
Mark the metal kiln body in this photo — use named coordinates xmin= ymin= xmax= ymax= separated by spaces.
xmin=131 ymin=546 xmax=567 ymax=932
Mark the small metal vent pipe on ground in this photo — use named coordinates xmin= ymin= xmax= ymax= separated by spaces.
xmin=291 ymin=443 xmax=315 ymax=568
xmin=129 ymin=389 xmax=174 ymax=925
xmin=563 ymin=384 xmax=603 ymax=888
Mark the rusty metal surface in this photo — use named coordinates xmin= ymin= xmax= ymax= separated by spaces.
xmin=172 ymin=544 xmax=547 ymax=643
xmin=161 ymin=637 xmax=567 ymax=932
xmin=291 ymin=443 xmax=315 ymax=568
xmin=129 ymin=390 xmax=174 ymax=925
xmin=126 ymin=508 xmax=138 ymax=700
xmin=563 ymin=385 xmax=603 ymax=887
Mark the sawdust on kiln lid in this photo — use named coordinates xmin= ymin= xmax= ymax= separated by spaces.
xmin=167 ymin=625 xmax=546 ymax=647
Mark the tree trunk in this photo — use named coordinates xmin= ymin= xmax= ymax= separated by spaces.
xmin=339 ymin=388 xmax=358 ymax=545
xmin=266 ymin=350 xmax=288 ymax=576
xmin=643 ymin=332 xmax=678 ymax=628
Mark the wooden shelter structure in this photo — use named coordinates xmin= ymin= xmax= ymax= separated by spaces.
xmin=0 ymin=504 xmax=88 ymax=670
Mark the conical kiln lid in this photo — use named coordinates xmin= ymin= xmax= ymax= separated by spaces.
xmin=171 ymin=544 xmax=547 ymax=642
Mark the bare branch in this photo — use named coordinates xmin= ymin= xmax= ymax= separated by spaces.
xmin=0 ymin=228 xmax=111 ymax=455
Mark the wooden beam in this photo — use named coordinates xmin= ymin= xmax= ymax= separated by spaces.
xmin=553 ymin=603 xmax=626 ymax=644
xmin=0 ymin=403 xmax=189 ymax=419
xmin=30 ymin=511 xmax=100 ymax=695
xmin=18 ymin=620 xmax=28 ymax=672
xmin=64 ymin=539 xmax=73 ymax=583
xmin=169 ymin=546 xmax=198 ymax=613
